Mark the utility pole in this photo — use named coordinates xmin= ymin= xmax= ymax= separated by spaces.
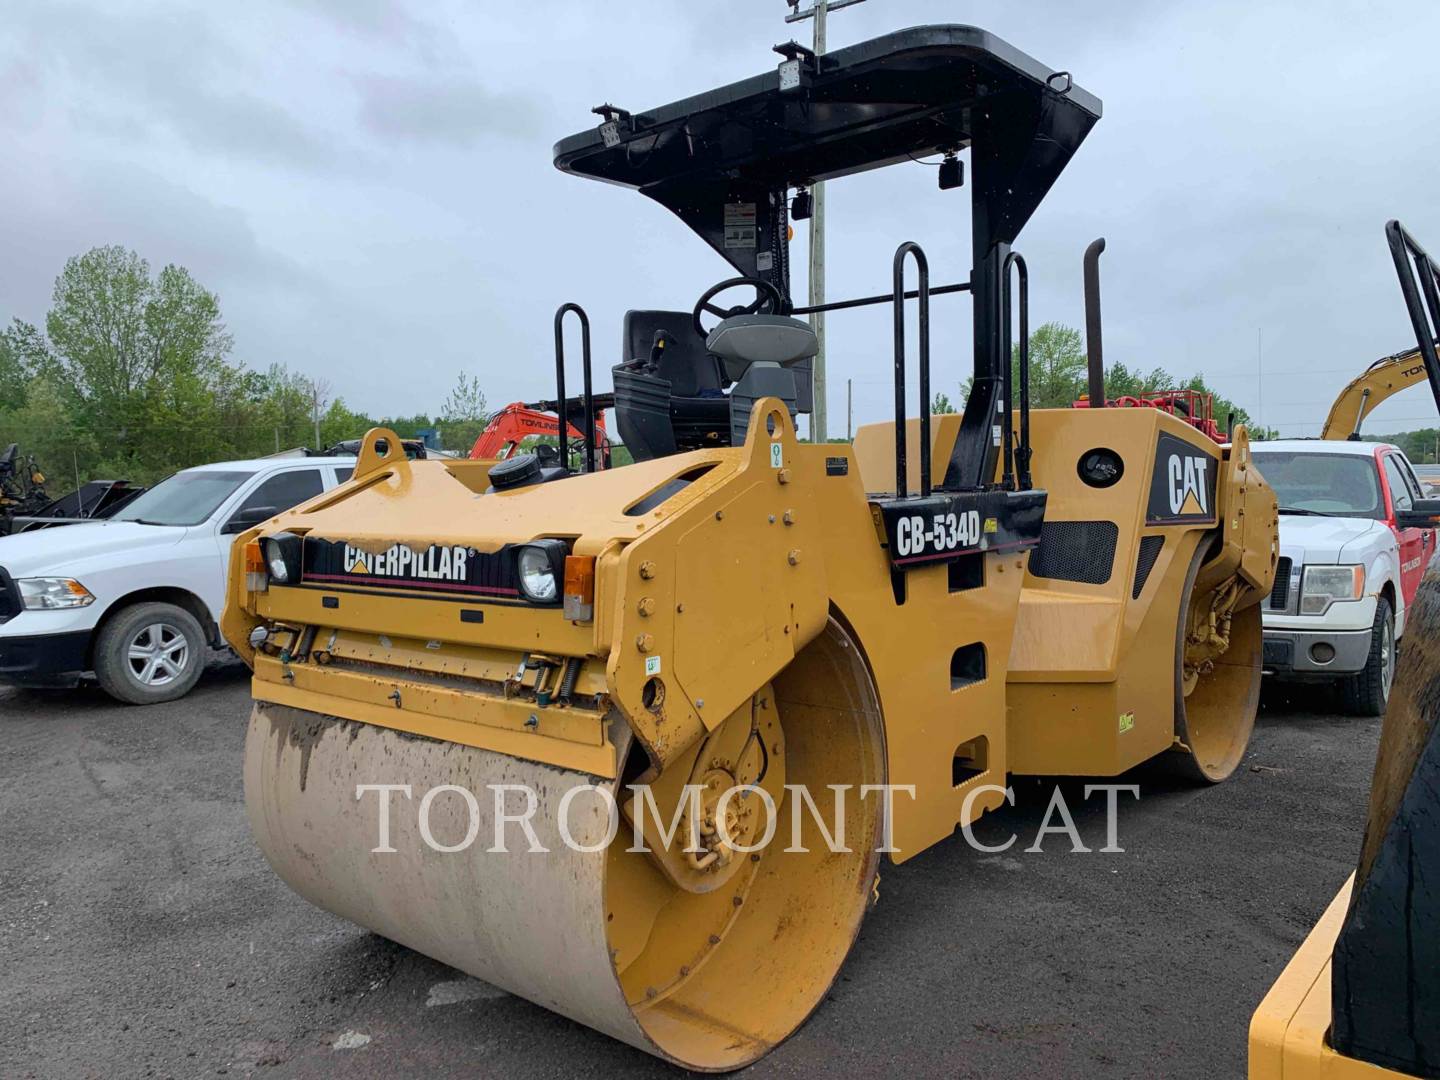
xmin=846 ymin=377 xmax=853 ymax=441
xmin=1257 ymin=327 xmax=1264 ymax=435
xmin=786 ymin=0 xmax=866 ymax=443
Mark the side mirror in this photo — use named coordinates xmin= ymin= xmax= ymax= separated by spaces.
xmin=221 ymin=505 xmax=278 ymax=535
xmin=1396 ymin=497 xmax=1440 ymax=530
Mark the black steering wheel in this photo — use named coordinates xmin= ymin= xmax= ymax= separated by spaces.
xmin=692 ymin=277 xmax=784 ymax=339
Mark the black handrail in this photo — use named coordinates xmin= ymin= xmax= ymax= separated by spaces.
xmin=1385 ymin=220 xmax=1440 ymax=421
xmin=892 ymin=242 xmax=932 ymax=498
xmin=1003 ymin=251 xmax=1031 ymax=490
xmin=1083 ymin=238 xmax=1107 ymax=408
xmin=553 ymin=303 xmax=596 ymax=473
xmin=793 ymin=280 xmax=969 ymax=316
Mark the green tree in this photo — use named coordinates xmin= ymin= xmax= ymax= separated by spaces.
xmin=1 ymin=247 xmax=504 ymax=485
xmin=0 ymin=375 xmax=99 ymax=486
xmin=28 ymin=246 xmax=235 ymax=475
xmin=1023 ymin=322 xmax=1088 ymax=408
xmin=963 ymin=321 xmax=1088 ymax=409
xmin=959 ymin=321 xmax=1273 ymax=439
xmin=1102 ymin=364 xmax=1274 ymax=438
xmin=931 ymin=392 xmax=956 ymax=415
xmin=1103 ymin=360 xmax=1177 ymax=399
xmin=0 ymin=323 xmax=41 ymax=408
xmin=320 ymin=398 xmax=380 ymax=448
xmin=438 ymin=372 xmax=490 ymax=453
xmin=252 ymin=364 xmax=319 ymax=453
xmin=1364 ymin=427 xmax=1440 ymax=463
xmin=1175 ymin=374 xmax=1276 ymax=440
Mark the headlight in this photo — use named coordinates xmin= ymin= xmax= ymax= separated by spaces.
xmin=515 ymin=540 xmax=567 ymax=605
xmin=1300 ymin=564 xmax=1365 ymax=615
xmin=261 ymin=533 xmax=303 ymax=586
xmin=17 ymin=577 xmax=95 ymax=610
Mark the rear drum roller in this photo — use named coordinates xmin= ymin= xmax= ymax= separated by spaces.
xmin=243 ymin=618 xmax=886 ymax=1070
xmin=1168 ymin=537 xmax=1263 ymax=783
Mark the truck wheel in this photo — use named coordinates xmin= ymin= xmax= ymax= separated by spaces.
xmin=93 ymin=602 xmax=207 ymax=705
xmin=1342 ymin=596 xmax=1395 ymax=718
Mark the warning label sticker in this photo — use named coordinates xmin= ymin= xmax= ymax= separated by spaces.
xmin=724 ymin=202 xmax=757 ymax=249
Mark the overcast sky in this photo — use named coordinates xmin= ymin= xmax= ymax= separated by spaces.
xmin=4 ymin=0 xmax=1440 ymax=439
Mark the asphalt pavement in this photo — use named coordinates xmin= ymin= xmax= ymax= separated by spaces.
xmin=0 ymin=660 xmax=1378 ymax=1079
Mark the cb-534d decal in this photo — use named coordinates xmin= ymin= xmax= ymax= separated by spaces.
xmin=874 ymin=489 xmax=1046 ymax=569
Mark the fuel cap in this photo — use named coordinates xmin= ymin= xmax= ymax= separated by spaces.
xmin=488 ymin=452 xmax=543 ymax=491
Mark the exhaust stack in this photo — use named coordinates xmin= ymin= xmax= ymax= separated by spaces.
xmin=1083 ymin=238 xmax=1107 ymax=408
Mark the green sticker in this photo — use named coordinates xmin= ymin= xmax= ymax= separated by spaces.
xmin=1118 ymin=712 xmax=1135 ymax=734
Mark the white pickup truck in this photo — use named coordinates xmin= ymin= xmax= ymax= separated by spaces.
xmin=1250 ymin=439 xmax=1437 ymax=715
xmin=0 ymin=455 xmax=356 ymax=703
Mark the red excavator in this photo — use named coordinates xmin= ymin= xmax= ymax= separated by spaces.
xmin=468 ymin=394 xmax=615 ymax=467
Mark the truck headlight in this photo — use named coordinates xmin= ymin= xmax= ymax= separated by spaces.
xmin=516 ymin=540 xmax=567 ymax=605
xmin=1300 ymin=565 xmax=1365 ymax=615
xmin=17 ymin=577 xmax=95 ymax=610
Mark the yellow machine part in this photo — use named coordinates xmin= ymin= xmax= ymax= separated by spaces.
xmin=1247 ymin=877 xmax=1404 ymax=1080
xmin=227 ymin=400 xmax=1276 ymax=1069
xmin=1249 ymin=563 xmax=1440 ymax=1080
xmin=1320 ymin=346 xmax=1431 ymax=441
xmin=246 ymin=616 xmax=885 ymax=1071
xmin=1005 ymin=412 xmax=1273 ymax=784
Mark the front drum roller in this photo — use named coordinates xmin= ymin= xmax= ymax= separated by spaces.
xmin=1168 ymin=536 xmax=1264 ymax=783
xmin=243 ymin=618 xmax=886 ymax=1070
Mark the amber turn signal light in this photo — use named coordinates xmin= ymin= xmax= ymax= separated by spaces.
xmin=243 ymin=540 xmax=268 ymax=593
xmin=563 ymin=555 xmax=596 ymax=622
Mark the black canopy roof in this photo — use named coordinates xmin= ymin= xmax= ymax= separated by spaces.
xmin=553 ymin=25 xmax=1102 ymax=265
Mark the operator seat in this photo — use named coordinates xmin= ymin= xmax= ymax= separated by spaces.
xmin=705 ymin=314 xmax=817 ymax=444
xmin=612 ymin=311 xmax=817 ymax=462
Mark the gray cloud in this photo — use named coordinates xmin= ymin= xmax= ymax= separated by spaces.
xmin=0 ymin=155 xmax=316 ymax=321
xmin=155 ymin=89 xmax=340 ymax=170
xmin=353 ymin=75 xmax=546 ymax=144
xmin=1 ymin=0 xmax=1439 ymax=437
xmin=283 ymin=0 xmax=438 ymax=47
xmin=7 ymin=2 xmax=339 ymax=171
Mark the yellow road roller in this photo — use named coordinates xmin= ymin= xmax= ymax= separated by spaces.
xmin=1249 ymin=221 xmax=1440 ymax=1080
xmin=224 ymin=26 xmax=1278 ymax=1070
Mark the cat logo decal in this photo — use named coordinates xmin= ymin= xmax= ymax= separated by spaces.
xmin=1147 ymin=433 xmax=1218 ymax=524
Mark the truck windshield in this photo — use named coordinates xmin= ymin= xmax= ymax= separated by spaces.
xmin=111 ymin=470 xmax=254 ymax=527
xmin=1251 ymin=452 xmax=1382 ymax=519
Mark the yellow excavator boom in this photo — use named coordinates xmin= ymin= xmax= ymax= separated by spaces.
xmin=1320 ymin=345 xmax=1435 ymax=441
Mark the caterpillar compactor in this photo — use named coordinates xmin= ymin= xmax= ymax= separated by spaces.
xmin=226 ymin=26 xmax=1278 ymax=1070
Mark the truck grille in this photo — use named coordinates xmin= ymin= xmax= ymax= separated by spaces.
xmin=0 ymin=566 xmax=21 ymax=623
xmin=1267 ymin=557 xmax=1292 ymax=611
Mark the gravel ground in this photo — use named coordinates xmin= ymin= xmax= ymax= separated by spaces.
xmin=0 ymin=661 xmax=1378 ymax=1079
